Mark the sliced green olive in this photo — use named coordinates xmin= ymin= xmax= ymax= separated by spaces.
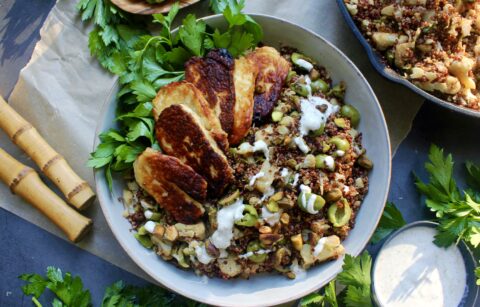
xmin=334 ymin=118 xmax=347 ymax=129
xmin=235 ymin=205 xmax=258 ymax=227
xmin=137 ymin=226 xmax=148 ymax=235
xmin=134 ymin=233 xmax=153 ymax=248
xmin=327 ymin=199 xmax=352 ymax=227
xmin=247 ymin=241 xmax=268 ymax=263
xmin=291 ymin=52 xmax=314 ymax=68
xmin=340 ymin=104 xmax=360 ymax=127
xmin=310 ymin=79 xmax=329 ymax=93
xmin=329 ymin=82 xmax=346 ymax=98
xmin=291 ymin=82 xmax=310 ymax=97
xmin=297 ymin=191 xmax=325 ymax=214
xmin=329 ymin=136 xmax=350 ymax=151
xmin=315 ymin=154 xmax=335 ymax=171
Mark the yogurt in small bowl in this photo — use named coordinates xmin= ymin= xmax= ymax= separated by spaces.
xmin=372 ymin=221 xmax=478 ymax=307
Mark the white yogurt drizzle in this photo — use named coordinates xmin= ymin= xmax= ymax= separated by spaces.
xmin=210 ymin=198 xmax=245 ymax=249
xmin=300 ymin=185 xmax=319 ymax=214
xmin=313 ymin=237 xmax=328 ymax=257
xmin=249 ymin=171 xmax=265 ymax=186
xmin=324 ymin=155 xmax=335 ymax=170
xmin=296 ymin=59 xmax=314 ymax=71
xmin=294 ymin=136 xmax=310 ymax=153
xmin=237 ymin=140 xmax=270 ymax=160
xmin=292 ymin=173 xmax=300 ymax=186
xmin=195 ymin=244 xmax=214 ymax=264
xmin=290 ymin=259 xmax=307 ymax=279
xmin=239 ymin=249 xmax=272 ymax=259
xmin=280 ymin=168 xmax=290 ymax=178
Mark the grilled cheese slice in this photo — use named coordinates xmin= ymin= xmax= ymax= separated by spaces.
xmin=185 ymin=49 xmax=236 ymax=138
xmin=155 ymin=104 xmax=234 ymax=195
xmin=152 ymin=81 xmax=229 ymax=152
xmin=134 ymin=148 xmax=206 ymax=224
xmin=247 ymin=46 xmax=290 ymax=123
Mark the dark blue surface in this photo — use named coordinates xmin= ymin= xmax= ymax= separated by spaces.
xmin=0 ymin=0 xmax=479 ymax=306
xmin=335 ymin=0 xmax=480 ymax=118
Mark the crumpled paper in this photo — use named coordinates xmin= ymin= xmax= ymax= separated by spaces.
xmin=0 ymin=0 xmax=423 ymax=281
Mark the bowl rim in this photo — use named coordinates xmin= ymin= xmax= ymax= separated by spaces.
xmin=371 ymin=220 xmax=479 ymax=307
xmin=93 ymin=13 xmax=392 ymax=306
xmin=335 ymin=0 xmax=480 ymax=118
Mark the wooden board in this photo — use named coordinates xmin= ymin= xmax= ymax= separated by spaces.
xmin=110 ymin=0 xmax=201 ymax=15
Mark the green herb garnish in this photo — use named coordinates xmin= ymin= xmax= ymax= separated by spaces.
xmin=370 ymin=202 xmax=406 ymax=244
xmin=79 ymin=0 xmax=262 ymax=189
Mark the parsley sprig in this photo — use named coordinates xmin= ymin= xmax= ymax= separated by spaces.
xmin=19 ymin=267 xmax=204 ymax=307
xmin=415 ymin=144 xmax=480 ymax=248
xmin=79 ymin=0 xmax=263 ymax=188
xmin=370 ymin=202 xmax=406 ymax=244
xmin=300 ymin=251 xmax=373 ymax=307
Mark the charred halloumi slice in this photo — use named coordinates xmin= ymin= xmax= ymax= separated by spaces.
xmin=152 ymin=81 xmax=229 ymax=152
xmin=185 ymin=49 xmax=236 ymax=137
xmin=247 ymin=46 xmax=290 ymax=123
xmin=134 ymin=148 xmax=206 ymax=224
xmin=156 ymin=104 xmax=234 ymax=195
xmin=229 ymin=56 xmax=258 ymax=145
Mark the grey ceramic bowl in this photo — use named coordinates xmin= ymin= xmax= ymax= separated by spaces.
xmin=372 ymin=221 xmax=479 ymax=307
xmin=336 ymin=0 xmax=480 ymax=118
xmin=94 ymin=14 xmax=392 ymax=307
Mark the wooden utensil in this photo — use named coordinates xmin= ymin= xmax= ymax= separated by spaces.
xmin=0 ymin=148 xmax=92 ymax=242
xmin=110 ymin=0 xmax=200 ymax=15
xmin=0 ymin=96 xmax=95 ymax=211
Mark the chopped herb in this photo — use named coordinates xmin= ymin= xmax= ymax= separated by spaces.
xmin=371 ymin=202 xmax=406 ymax=244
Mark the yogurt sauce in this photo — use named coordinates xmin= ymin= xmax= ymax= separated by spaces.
xmin=373 ymin=226 xmax=467 ymax=307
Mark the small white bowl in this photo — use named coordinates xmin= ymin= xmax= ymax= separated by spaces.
xmin=94 ymin=14 xmax=391 ymax=307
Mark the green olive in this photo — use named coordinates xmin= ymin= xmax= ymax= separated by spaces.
xmin=340 ymin=104 xmax=360 ymax=127
xmin=329 ymin=82 xmax=346 ymax=98
xmin=291 ymin=82 xmax=310 ymax=97
xmin=235 ymin=205 xmax=258 ymax=227
xmin=247 ymin=241 xmax=268 ymax=263
xmin=315 ymin=154 xmax=335 ymax=171
xmin=291 ymin=52 xmax=314 ymax=68
xmin=134 ymin=233 xmax=153 ymax=248
xmin=297 ymin=191 xmax=325 ymax=214
xmin=327 ymin=200 xmax=352 ymax=227
xmin=329 ymin=136 xmax=350 ymax=151
xmin=334 ymin=118 xmax=347 ymax=129
xmin=357 ymin=154 xmax=373 ymax=170
xmin=310 ymin=79 xmax=329 ymax=93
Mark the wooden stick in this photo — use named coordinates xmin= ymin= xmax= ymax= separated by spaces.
xmin=0 ymin=96 xmax=95 ymax=210
xmin=0 ymin=148 xmax=92 ymax=242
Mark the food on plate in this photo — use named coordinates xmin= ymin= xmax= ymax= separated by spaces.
xmin=344 ymin=0 xmax=480 ymax=111
xmin=124 ymin=46 xmax=372 ymax=279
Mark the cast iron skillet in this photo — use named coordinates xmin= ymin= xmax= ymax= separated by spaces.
xmin=336 ymin=0 xmax=480 ymax=118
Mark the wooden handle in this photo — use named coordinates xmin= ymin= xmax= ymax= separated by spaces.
xmin=0 ymin=148 xmax=92 ymax=242
xmin=0 ymin=96 xmax=95 ymax=210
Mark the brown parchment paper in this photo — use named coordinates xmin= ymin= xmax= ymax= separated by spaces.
xmin=0 ymin=0 xmax=423 ymax=282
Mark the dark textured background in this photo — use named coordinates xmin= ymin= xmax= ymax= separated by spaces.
xmin=1 ymin=0 xmax=479 ymax=306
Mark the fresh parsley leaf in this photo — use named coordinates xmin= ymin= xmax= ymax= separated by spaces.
xmin=337 ymin=252 xmax=372 ymax=307
xmin=228 ymin=28 xmax=254 ymax=57
xmin=371 ymin=202 xmax=406 ymax=244
xmin=300 ymin=292 xmax=324 ymax=306
xmin=476 ymin=267 xmax=480 ymax=286
xmin=466 ymin=161 xmax=480 ymax=191
xmin=19 ymin=267 xmax=91 ymax=307
xmin=323 ymin=281 xmax=338 ymax=307
xmin=179 ymin=14 xmax=206 ymax=56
